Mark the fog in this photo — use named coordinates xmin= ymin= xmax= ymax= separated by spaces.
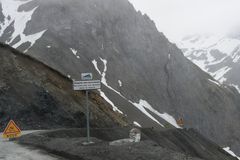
xmin=129 ymin=0 xmax=240 ymax=41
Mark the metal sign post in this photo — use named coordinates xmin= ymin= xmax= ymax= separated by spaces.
xmin=86 ymin=90 xmax=90 ymax=143
xmin=73 ymin=73 xmax=101 ymax=144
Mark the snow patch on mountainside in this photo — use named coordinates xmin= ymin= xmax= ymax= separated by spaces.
xmin=93 ymin=58 xmax=181 ymax=128
xmin=130 ymin=99 xmax=181 ymax=128
xmin=159 ymin=113 xmax=181 ymax=128
xmin=0 ymin=0 xmax=46 ymax=51
xmin=192 ymin=59 xmax=207 ymax=71
xmin=92 ymin=58 xmax=126 ymax=99
xmin=232 ymin=46 xmax=240 ymax=63
xmin=229 ymin=84 xmax=240 ymax=93
xmin=70 ymin=48 xmax=77 ymax=55
xmin=129 ymin=100 xmax=163 ymax=126
xmin=99 ymin=58 xmax=108 ymax=85
xmin=211 ymin=66 xmax=232 ymax=83
xmin=93 ymin=58 xmax=161 ymax=123
xmin=133 ymin=121 xmax=142 ymax=127
xmin=14 ymin=30 xmax=47 ymax=52
xmin=92 ymin=59 xmax=101 ymax=75
xmin=92 ymin=58 xmax=124 ymax=114
xmin=98 ymin=89 xmax=123 ymax=114
xmin=70 ymin=48 xmax=80 ymax=59
xmin=118 ymin=80 xmax=122 ymax=87
xmin=223 ymin=147 xmax=240 ymax=160
xmin=208 ymin=79 xmax=220 ymax=86
xmin=179 ymin=34 xmax=240 ymax=85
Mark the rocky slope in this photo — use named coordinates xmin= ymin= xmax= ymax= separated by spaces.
xmin=0 ymin=42 xmax=127 ymax=130
xmin=0 ymin=0 xmax=240 ymax=155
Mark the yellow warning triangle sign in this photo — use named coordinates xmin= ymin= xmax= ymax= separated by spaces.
xmin=2 ymin=120 xmax=21 ymax=138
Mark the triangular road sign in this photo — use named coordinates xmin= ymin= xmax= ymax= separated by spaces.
xmin=2 ymin=120 xmax=21 ymax=138
xmin=177 ymin=118 xmax=184 ymax=127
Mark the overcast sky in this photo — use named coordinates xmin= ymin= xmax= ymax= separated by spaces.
xmin=129 ymin=0 xmax=240 ymax=41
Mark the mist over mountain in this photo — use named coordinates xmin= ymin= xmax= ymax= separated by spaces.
xmin=129 ymin=0 xmax=240 ymax=42
xmin=0 ymin=0 xmax=240 ymax=156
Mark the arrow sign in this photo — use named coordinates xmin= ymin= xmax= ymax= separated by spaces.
xmin=81 ymin=73 xmax=93 ymax=80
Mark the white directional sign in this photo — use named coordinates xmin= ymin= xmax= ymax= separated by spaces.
xmin=81 ymin=73 xmax=93 ymax=80
xmin=73 ymin=80 xmax=101 ymax=90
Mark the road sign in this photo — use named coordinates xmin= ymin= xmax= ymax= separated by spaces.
xmin=177 ymin=118 xmax=184 ymax=127
xmin=2 ymin=120 xmax=21 ymax=139
xmin=81 ymin=73 xmax=93 ymax=80
xmin=73 ymin=80 xmax=101 ymax=90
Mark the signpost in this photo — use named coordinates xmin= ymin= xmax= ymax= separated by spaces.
xmin=73 ymin=73 xmax=101 ymax=144
xmin=177 ymin=118 xmax=184 ymax=127
xmin=2 ymin=120 xmax=21 ymax=139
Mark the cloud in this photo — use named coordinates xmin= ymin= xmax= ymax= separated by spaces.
xmin=129 ymin=0 xmax=240 ymax=41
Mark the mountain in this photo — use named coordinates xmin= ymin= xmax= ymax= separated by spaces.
xmin=178 ymin=34 xmax=240 ymax=92
xmin=0 ymin=0 xmax=240 ymax=155
xmin=1 ymin=43 xmax=238 ymax=160
xmin=0 ymin=42 xmax=127 ymax=130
